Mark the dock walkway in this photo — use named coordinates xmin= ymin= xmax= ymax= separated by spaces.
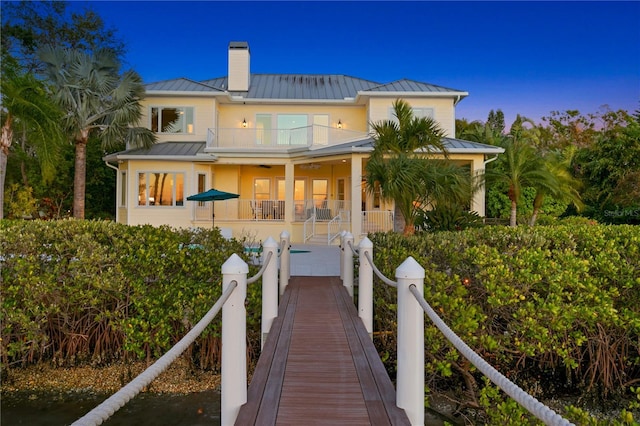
xmin=235 ymin=276 xmax=410 ymax=425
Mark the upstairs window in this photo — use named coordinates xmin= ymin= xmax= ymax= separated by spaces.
xmin=388 ymin=106 xmax=435 ymax=121
xmin=151 ymin=107 xmax=194 ymax=134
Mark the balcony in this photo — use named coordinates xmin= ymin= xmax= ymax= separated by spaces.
xmin=206 ymin=125 xmax=369 ymax=151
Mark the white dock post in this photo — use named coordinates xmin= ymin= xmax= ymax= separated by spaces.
xmin=221 ymin=254 xmax=248 ymax=426
xmin=279 ymin=231 xmax=290 ymax=295
xmin=358 ymin=237 xmax=374 ymax=339
xmin=261 ymin=236 xmax=278 ymax=349
xmin=396 ymin=256 xmax=425 ymax=426
xmin=342 ymin=232 xmax=354 ymax=298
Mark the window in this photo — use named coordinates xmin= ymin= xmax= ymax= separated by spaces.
xmin=151 ymin=107 xmax=194 ymax=133
xmin=254 ymin=178 xmax=270 ymax=201
xmin=278 ymin=114 xmax=308 ymax=145
xmin=313 ymin=115 xmax=329 ymax=145
xmin=256 ymin=114 xmax=273 ymax=145
xmin=138 ymin=172 xmax=184 ymax=206
xmin=312 ymin=179 xmax=328 ymax=208
xmin=388 ymin=106 xmax=434 ymax=121
xmin=120 ymin=171 xmax=127 ymax=207
xmin=197 ymin=173 xmax=206 ymax=207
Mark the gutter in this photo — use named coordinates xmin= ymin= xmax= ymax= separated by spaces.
xmin=104 ymin=160 xmax=120 ymax=172
xmin=484 ymin=154 xmax=500 ymax=165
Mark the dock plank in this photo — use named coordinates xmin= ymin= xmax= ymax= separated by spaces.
xmin=235 ymin=276 xmax=410 ymax=425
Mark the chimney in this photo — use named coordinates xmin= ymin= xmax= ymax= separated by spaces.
xmin=228 ymin=41 xmax=250 ymax=92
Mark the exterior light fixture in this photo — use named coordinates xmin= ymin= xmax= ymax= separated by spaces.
xmin=337 ymin=120 xmax=342 ymax=129
xmin=242 ymin=118 xmax=247 ymax=128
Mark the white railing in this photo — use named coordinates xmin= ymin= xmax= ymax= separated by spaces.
xmin=194 ymin=199 xmax=286 ymax=222
xmin=341 ymin=234 xmax=574 ymax=426
xmin=194 ymin=199 xmax=350 ymax=224
xmin=206 ymin=125 xmax=369 ymax=150
xmin=361 ymin=210 xmax=394 ymax=233
xmin=303 ymin=214 xmax=315 ymax=242
xmin=71 ymin=232 xmax=292 ymax=426
xmin=328 ymin=210 xmax=350 ymax=244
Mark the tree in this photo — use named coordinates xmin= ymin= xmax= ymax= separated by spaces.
xmin=1 ymin=53 xmax=64 ymax=219
xmin=39 ymin=46 xmax=155 ymax=218
xmin=365 ymin=100 xmax=472 ymax=235
xmin=529 ymin=146 xmax=583 ymax=226
xmin=486 ymin=138 xmax=556 ymax=227
xmin=2 ymin=1 xmax=125 ymax=73
xmin=574 ymin=111 xmax=640 ymax=223
xmin=457 ymin=110 xmax=508 ymax=147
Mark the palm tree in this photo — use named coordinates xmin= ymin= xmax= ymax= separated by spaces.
xmin=366 ymin=100 xmax=473 ymax=235
xmin=39 ymin=46 xmax=155 ymax=218
xmin=529 ymin=146 xmax=583 ymax=226
xmin=486 ymin=138 xmax=556 ymax=226
xmin=1 ymin=54 xmax=64 ymax=219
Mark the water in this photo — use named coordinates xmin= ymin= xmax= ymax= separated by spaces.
xmin=1 ymin=389 xmax=221 ymax=425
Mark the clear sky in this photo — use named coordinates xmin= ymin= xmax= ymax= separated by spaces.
xmin=74 ymin=1 xmax=639 ymax=127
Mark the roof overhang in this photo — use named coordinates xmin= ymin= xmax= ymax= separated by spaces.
xmin=355 ymin=90 xmax=469 ymax=103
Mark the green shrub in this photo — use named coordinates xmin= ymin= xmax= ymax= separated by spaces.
xmin=370 ymin=224 xmax=640 ymax=421
xmin=0 ymin=219 xmax=256 ymax=370
xmin=415 ymin=204 xmax=484 ymax=232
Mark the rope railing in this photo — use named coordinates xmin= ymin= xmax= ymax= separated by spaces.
xmin=277 ymin=238 xmax=286 ymax=257
xmin=346 ymin=239 xmax=359 ymax=255
xmin=363 ymin=250 xmax=397 ymax=288
xmin=72 ymin=281 xmax=238 ymax=426
xmin=247 ymin=251 xmax=273 ymax=284
xmin=408 ymin=284 xmax=574 ymax=426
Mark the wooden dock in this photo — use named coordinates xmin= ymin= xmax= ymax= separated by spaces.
xmin=236 ymin=276 xmax=410 ymax=425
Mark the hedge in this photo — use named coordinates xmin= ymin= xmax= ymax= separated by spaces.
xmin=1 ymin=219 xmax=259 ymax=371
xmin=369 ymin=224 xmax=640 ymax=423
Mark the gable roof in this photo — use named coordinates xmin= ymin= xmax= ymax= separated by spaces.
xmin=146 ymin=74 xmax=467 ymax=101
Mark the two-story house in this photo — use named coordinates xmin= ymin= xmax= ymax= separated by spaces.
xmin=104 ymin=41 xmax=503 ymax=244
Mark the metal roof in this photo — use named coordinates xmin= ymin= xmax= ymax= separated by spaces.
xmin=104 ymin=142 xmax=208 ymax=161
xmin=366 ymin=79 xmax=463 ymax=93
xmin=145 ymin=78 xmax=223 ymax=92
xmin=104 ymin=138 xmax=503 ymax=162
xmin=441 ymin=138 xmax=505 ymax=154
xmin=147 ymin=74 xmax=466 ymax=100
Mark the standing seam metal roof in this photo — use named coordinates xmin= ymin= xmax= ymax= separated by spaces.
xmin=148 ymin=74 xmax=465 ymax=100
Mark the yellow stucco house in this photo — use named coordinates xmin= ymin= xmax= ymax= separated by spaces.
xmin=104 ymin=42 xmax=503 ymax=244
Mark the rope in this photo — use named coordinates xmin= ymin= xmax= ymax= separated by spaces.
xmin=408 ymin=285 xmax=574 ymax=426
xmin=277 ymin=239 xmax=286 ymax=257
xmin=72 ymin=281 xmax=239 ymax=426
xmin=363 ymin=250 xmax=397 ymax=288
xmin=347 ymin=240 xmax=359 ymax=255
xmin=247 ymin=251 xmax=274 ymax=285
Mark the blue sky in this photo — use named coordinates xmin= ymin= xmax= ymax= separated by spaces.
xmin=75 ymin=1 xmax=638 ymax=127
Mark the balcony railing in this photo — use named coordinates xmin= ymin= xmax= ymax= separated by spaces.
xmin=193 ymin=200 xmax=391 ymax=234
xmin=206 ymin=125 xmax=369 ymax=150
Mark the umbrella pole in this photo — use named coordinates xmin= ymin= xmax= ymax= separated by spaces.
xmin=212 ymin=202 xmax=215 ymax=228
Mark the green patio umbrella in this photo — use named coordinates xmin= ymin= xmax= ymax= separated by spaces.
xmin=187 ymin=188 xmax=239 ymax=227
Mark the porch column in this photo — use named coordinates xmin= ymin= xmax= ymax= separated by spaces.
xmin=350 ymin=155 xmax=363 ymax=241
xmin=284 ymin=163 xmax=294 ymax=225
xmin=471 ymin=157 xmax=485 ymax=217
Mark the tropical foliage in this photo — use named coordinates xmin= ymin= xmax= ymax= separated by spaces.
xmin=1 ymin=1 xmax=131 ymax=220
xmin=365 ymin=100 xmax=474 ymax=235
xmin=38 ymin=46 xmax=155 ymax=218
xmin=0 ymin=53 xmax=64 ymax=219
